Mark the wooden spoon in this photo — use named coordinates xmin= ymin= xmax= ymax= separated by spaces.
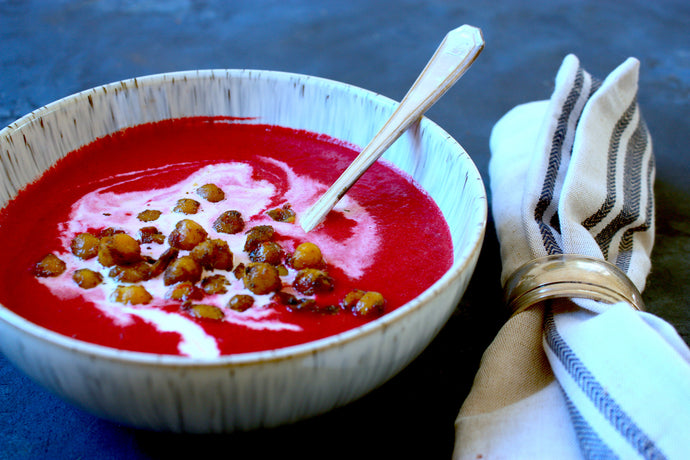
xmin=300 ymin=24 xmax=484 ymax=232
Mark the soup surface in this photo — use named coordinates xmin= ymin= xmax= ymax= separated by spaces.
xmin=0 ymin=118 xmax=452 ymax=357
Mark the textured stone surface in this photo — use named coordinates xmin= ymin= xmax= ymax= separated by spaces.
xmin=1 ymin=0 xmax=688 ymax=458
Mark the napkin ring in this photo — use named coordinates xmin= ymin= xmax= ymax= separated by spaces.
xmin=504 ymin=254 xmax=645 ymax=316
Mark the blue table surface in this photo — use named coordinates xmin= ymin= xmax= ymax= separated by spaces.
xmin=1 ymin=1 xmax=689 ymax=458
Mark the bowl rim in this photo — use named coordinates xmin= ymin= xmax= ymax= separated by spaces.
xmin=0 ymin=68 xmax=487 ymax=368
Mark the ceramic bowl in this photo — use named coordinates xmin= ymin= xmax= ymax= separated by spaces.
xmin=0 ymin=70 xmax=486 ymax=432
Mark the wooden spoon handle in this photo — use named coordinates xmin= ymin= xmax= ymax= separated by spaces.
xmin=300 ymin=24 xmax=484 ymax=232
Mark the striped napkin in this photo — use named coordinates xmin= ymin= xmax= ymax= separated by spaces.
xmin=453 ymin=55 xmax=690 ymax=459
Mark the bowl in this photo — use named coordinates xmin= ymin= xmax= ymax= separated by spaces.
xmin=0 ymin=69 xmax=486 ymax=432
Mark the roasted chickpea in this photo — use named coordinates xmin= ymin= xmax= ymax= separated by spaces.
xmin=190 ymin=238 xmax=233 ymax=271
xmin=273 ymin=291 xmax=326 ymax=313
xmin=232 ymin=263 xmax=245 ymax=280
xmin=248 ymin=241 xmax=283 ymax=265
xmin=108 ymin=261 xmax=152 ymax=283
xmin=340 ymin=289 xmax=366 ymax=309
xmin=293 ymin=269 xmax=334 ymax=295
xmin=111 ymin=285 xmax=153 ymax=305
xmin=138 ymin=226 xmax=165 ymax=244
xmin=243 ymin=262 xmax=282 ymax=295
xmin=273 ymin=291 xmax=299 ymax=306
xmin=97 ymin=227 xmax=125 ymax=238
xmin=173 ymin=198 xmax=201 ymax=215
xmin=201 ymin=274 xmax=230 ymax=295
xmin=287 ymin=296 xmax=317 ymax=311
xmin=183 ymin=303 xmax=225 ymax=320
xmin=98 ymin=233 xmax=142 ymax=267
xmin=213 ymin=210 xmax=244 ymax=234
xmin=72 ymin=268 xmax=103 ymax=289
xmin=149 ymin=247 xmax=179 ymax=278
xmin=166 ymin=282 xmax=204 ymax=302
xmin=196 ymin=184 xmax=225 ymax=203
xmin=227 ymin=294 xmax=254 ymax=312
xmin=168 ymin=219 xmax=208 ymax=250
xmin=163 ymin=255 xmax=203 ymax=286
xmin=290 ymin=242 xmax=323 ymax=269
xmin=137 ymin=209 xmax=162 ymax=222
xmin=33 ymin=253 xmax=67 ymax=277
xmin=70 ymin=233 xmax=100 ymax=260
xmin=266 ymin=204 xmax=296 ymax=223
xmin=353 ymin=291 xmax=386 ymax=317
xmin=243 ymin=225 xmax=274 ymax=252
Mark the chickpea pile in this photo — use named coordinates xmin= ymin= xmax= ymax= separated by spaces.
xmin=33 ymin=182 xmax=387 ymax=320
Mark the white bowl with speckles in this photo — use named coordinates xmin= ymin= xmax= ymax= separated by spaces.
xmin=0 ymin=70 xmax=486 ymax=432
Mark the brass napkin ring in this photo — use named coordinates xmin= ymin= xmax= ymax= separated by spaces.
xmin=504 ymin=254 xmax=645 ymax=316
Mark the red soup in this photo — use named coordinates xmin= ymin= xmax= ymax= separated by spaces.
xmin=0 ymin=118 xmax=452 ymax=357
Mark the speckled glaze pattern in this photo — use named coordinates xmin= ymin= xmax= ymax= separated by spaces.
xmin=0 ymin=70 xmax=486 ymax=432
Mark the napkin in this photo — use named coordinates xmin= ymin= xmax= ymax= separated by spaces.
xmin=453 ymin=54 xmax=690 ymax=459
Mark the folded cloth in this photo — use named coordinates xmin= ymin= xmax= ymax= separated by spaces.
xmin=453 ymin=54 xmax=690 ymax=459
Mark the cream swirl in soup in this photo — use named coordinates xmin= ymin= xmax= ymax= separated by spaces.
xmin=0 ymin=118 xmax=452 ymax=356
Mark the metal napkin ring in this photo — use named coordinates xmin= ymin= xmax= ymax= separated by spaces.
xmin=504 ymin=254 xmax=645 ymax=316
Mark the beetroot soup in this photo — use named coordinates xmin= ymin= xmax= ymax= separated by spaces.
xmin=0 ymin=118 xmax=452 ymax=357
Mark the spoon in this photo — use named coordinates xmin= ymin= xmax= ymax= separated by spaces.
xmin=299 ymin=24 xmax=484 ymax=232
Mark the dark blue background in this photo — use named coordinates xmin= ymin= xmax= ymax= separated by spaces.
xmin=1 ymin=1 xmax=688 ymax=458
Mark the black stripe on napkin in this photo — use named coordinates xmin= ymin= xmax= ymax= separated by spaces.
xmin=544 ymin=310 xmax=667 ymax=459
xmin=616 ymin=148 xmax=654 ymax=273
xmin=593 ymin=115 xmax=651 ymax=267
xmin=581 ymin=97 xmax=638 ymax=231
xmin=563 ymin=393 xmax=617 ymax=459
xmin=534 ymin=66 xmax=586 ymax=255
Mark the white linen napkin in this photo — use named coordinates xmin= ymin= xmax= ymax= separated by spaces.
xmin=453 ymin=54 xmax=690 ymax=459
